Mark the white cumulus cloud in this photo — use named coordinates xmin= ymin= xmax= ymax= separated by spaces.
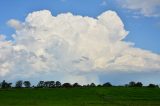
xmin=0 ymin=10 xmax=160 ymax=84
xmin=7 ymin=19 xmax=23 ymax=30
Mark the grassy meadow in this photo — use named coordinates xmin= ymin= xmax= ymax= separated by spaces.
xmin=0 ymin=87 xmax=160 ymax=106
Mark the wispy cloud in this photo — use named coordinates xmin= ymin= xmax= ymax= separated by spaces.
xmin=61 ymin=0 xmax=66 ymax=2
xmin=117 ymin=0 xmax=160 ymax=17
xmin=100 ymin=0 xmax=107 ymax=6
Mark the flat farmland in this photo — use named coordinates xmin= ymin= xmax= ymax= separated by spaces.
xmin=0 ymin=87 xmax=160 ymax=106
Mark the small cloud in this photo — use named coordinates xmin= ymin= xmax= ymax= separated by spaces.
xmin=132 ymin=15 xmax=140 ymax=19
xmin=117 ymin=0 xmax=160 ymax=17
xmin=7 ymin=19 xmax=23 ymax=30
xmin=101 ymin=0 xmax=107 ymax=6
xmin=0 ymin=34 xmax=6 ymax=41
xmin=61 ymin=0 xmax=66 ymax=2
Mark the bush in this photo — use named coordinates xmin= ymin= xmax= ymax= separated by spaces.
xmin=103 ymin=82 xmax=112 ymax=87
xmin=62 ymin=83 xmax=72 ymax=88
xmin=148 ymin=84 xmax=159 ymax=88
xmin=135 ymin=82 xmax=143 ymax=87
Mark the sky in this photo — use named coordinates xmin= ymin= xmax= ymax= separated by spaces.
xmin=0 ymin=0 xmax=160 ymax=85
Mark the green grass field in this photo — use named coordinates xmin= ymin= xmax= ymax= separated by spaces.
xmin=0 ymin=87 xmax=160 ymax=106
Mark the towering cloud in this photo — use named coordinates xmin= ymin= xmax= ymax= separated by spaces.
xmin=0 ymin=10 xmax=160 ymax=84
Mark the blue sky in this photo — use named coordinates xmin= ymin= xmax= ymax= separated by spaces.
xmin=0 ymin=0 xmax=160 ymax=53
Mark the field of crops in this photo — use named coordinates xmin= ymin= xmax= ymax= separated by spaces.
xmin=0 ymin=87 xmax=160 ymax=106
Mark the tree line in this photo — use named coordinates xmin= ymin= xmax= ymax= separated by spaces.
xmin=0 ymin=80 xmax=159 ymax=89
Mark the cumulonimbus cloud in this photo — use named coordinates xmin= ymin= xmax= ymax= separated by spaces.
xmin=0 ymin=10 xmax=160 ymax=84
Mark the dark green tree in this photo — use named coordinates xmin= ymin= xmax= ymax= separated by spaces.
xmin=44 ymin=81 xmax=50 ymax=88
xmin=0 ymin=80 xmax=12 ymax=88
xmin=50 ymin=81 xmax=55 ymax=88
xmin=103 ymin=82 xmax=112 ymax=87
xmin=148 ymin=84 xmax=159 ymax=88
xmin=23 ymin=81 xmax=31 ymax=88
xmin=129 ymin=81 xmax=136 ymax=87
xmin=97 ymin=84 xmax=102 ymax=87
xmin=73 ymin=83 xmax=81 ymax=87
xmin=62 ymin=83 xmax=72 ymax=88
xmin=55 ymin=81 xmax=61 ymax=87
xmin=90 ymin=83 xmax=96 ymax=87
xmin=15 ymin=80 xmax=23 ymax=88
xmin=1 ymin=80 xmax=7 ymax=88
xmin=135 ymin=82 xmax=143 ymax=87
xmin=37 ymin=81 xmax=45 ymax=88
